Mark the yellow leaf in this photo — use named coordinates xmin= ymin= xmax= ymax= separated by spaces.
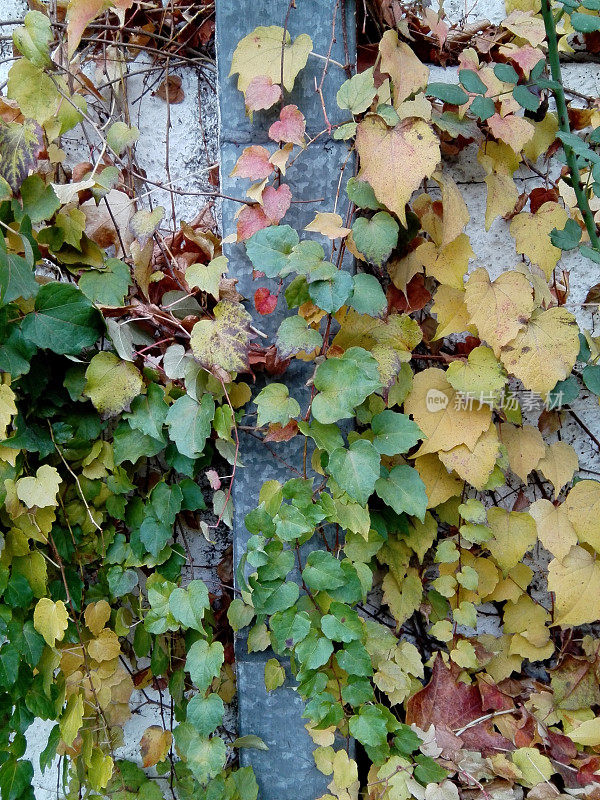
xmin=16 ymin=464 xmax=61 ymax=509
xmin=331 ymin=750 xmax=358 ymax=791
xmin=530 ymin=499 xmax=577 ymax=560
xmin=438 ymin=423 xmax=500 ymax=491
xmin=84 ymin=600 xmax=111 ymax=637
xmin=511 ymin=748 xmax=554 ymax=788
xmin=0 ymin=384 xmax=17 ymax=438
xmin=87 ymin=628 xmax=121 ymax=662
xmin=433 ymin=171 xmax=470 ymax=247
xmin=486 ymin=507 xmax=537 ymax=574
xmin=537 ymin=441 xmax=578 ymax=498
xmin=567 ymin=717 xmax=600 ymax=746
xmin=387 ymin=250 xmax=424 ymax=293
xmin=404 ymin=368 xmax=491 ymax=456
xmin=445 ymin=346 xmax=507 ymax=405
xmin=500 ymin=307 xmax=579 ymax=396
xmin=510 ymin=202 xmax=568 ymax=278
xmin=564 ymin=480 xmax=600 ymax=552
xmin=83 ymin=351 xmax=144 ymax=416
xmin=419 ymin=234 xmax=474 ymax=289
xmin=60 ymin=692 xmax=84 ymax=747
xmin=478 ymin=140 xmax=520 ymax=176
xmin=503 ymin=594 xmax=550 ymax=647
xmin=548 ymin=545 xmax=600 ymax=626
xmin=304 ymin=212 xmax=351 ymax=240
xmin=522 ymin=113 xmax=559 ymax=163
xmin=500 ymin=423 xmax=545 ymax=483
xmin=140 ymin=726 xmax=173 ymax=768
xmin=378 ymin=30 xmax=429 ymax=107
xmin=382 ymin=568 xmax=422 ymax=630
xmin=480 ymin=633 xmax=523 ymax=682
xmin=484 ymin=172 xmax=518 ymax=230
xmin=34 ymin=597 xmax=68 ymax=646
xmin=356 ymin=116 xmax=440 ymax=226
xmin=229 ymin=26 xmax=312 ymax=95
xmin=414 ymin=453 xmax=464 ymax=508
xmin=465 ymin=267 xmax=535 ymax=356
xmin=431 ymin=286 xmax=475 ymax=340
xmin=502 ymin=10 xmax=546 ymax=46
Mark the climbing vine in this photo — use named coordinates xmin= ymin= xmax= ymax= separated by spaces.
xmin=2 ymin=0 xmax=600 ymax=799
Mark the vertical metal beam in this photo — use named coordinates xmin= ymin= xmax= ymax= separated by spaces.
xmin=216 ymin=3 xmax=356 ymax=797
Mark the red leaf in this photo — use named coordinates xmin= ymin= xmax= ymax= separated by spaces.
xmin=154 ymin=75 xmax=184 ymax=104
xmin=268 ymin=104 xmax=306 ymax=146
xmin=264 ymin=420 xmax=299 ymax=442
xmin=263 ymin=183 xmax=292 ymax=224
xmin=388 ymin=274 xmax=431 ymax=313
xmin=237 ymin=205 xmax=270 ymax=241
xmin=245 ymin=75 xmax=282 ymax=111
xmin=406 ymin=655 xmax=514 ymax=754
xmin=254 ymin=287 xmax=278 ymax=315
xmin=231 ymin=145 xmax=274 ymax=180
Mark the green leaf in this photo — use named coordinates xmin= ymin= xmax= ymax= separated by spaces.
xmin=106 ymin=121 xmax=139 ymax=155
xmin=295 ymin=630 xmax=334 ymax=669
xmin=21 ymin=282 xmax=102 ymax=355
xmin=0 ymin=644 xmax=19 ymax=689
xmin=327 ymin=440 xmax=380 ymax=505
xmin=173 ymin=724 xmax=226 ymax=786
xmin=165 ymin=393 xmax=215 ymax=459
xmin=513 ymin=85 xmax=540 ymax=112
xmin=336 ymin=66 xmax=377 ymax=114
xmin=169 ymin=580 xmax=209 ymax=631
xmin=375 ymin=465 xmax=428 ymax=521
xmin=426 ymin=82 xmax=469 ymax=105
xmin=571 ymin=11 xmax=600 ymax=32
xmin=276 ymin=315 xmax=323 ymax=357
xmin=125 ymin=382 xmax=168 ymax=441
xmin=349 ymin=705 xmax=388 ymax=747
xmin=186 ymin=694 xmax=224 ymax=737
xmin=550 ymin=218 xmax=581 ymax=251
xmin=351 ymin=212 xmax=399 ymax=266
xmin=245 ymin=225 xmax=299 ymax=277
xmin=0 ymin=758 xmax=33 ymax=800
xmin=335 ymin=640 xmax=373 ymax=676
xmin=346 ymin=177 xmax=383 ymax=210
xmin=107 ymin=565 xmax=138 ymax=597
xmin=470 ymin=95 xmax=495 ymax=122
xmin=348 ymin=273 xmax=387 ymax=317
xmin=371 ymin=409 xmax=422 ymax=456
xmin=19 ymin=174 xmax=60 ymax=223
xmin=493 ymin=63 xmax=519 ymax=84
xmin=320 ymin=602 xmax=363 ymax=642
xmin=113 ymin=421 xmax=164 ymax=465
xmin=139 ymin=515 xmax=172 ymax=557
xmin=459 ymin=69 xmax=487 ymax=94
xmin=297 ymin=419 xmax=344 ymax=453
xmin=83 ymin=352 xmax=143 ymax=416
xmin=0 ymin=120 xmax=44 ymax=193
xmin=302 ymin=550 xmax=346 ymax=591
xmin=7 ymin=59 xmax=60 ymax=126
xmin=270 ymin=607 xmax=311 ymax=652
xmin=312 ymin=347 xmax=382 ymax=424
xmin=12 ymin=11 xmax=52 ymax=67
xmin=414 ymin=754 xmax=448 ymax=784
xmin=308 ymin=267 xmax=353 ymax=313
xmin=250 ymin=578 xmax=299 ymax=614
xmin=0 ymin=236 xmax=37 ymax=306
xmin=79 ymin=259 xmax=132 ymax=306
xmin=254 ymin=383 xmax=300 ymax=427
xmin=14 ymin=620 xmax=44 ymax=668
xmin=274 ymin=503 xmax=313 ymax=541
xmin=185 ymin=639 xmax=224 ymax=692
xmin=583 ymin=364 xmax=600 ymax=395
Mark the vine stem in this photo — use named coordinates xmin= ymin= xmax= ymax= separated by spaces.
xmin=540 ymin=0 xmax=600 ymax=251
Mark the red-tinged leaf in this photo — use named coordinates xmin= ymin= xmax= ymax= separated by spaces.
xmin=406 ymin=654 xmax=514 ymax=754
xmin=230 ymin=145 xmax=274 ymax=180
xmin=268 ymin=104 xmax=306 ymax=146
xmin=388 ymin=274 xmax=431 ymax=313
xmin=206 ymin=469 xmax=221 ymax=490
xmin=254 ymin=287 xmax=278 ymax=315
xmin=237 ymin=204 xmax=270 ymax=241
xmin=262 ymin=183 xmax=292 ymax=224
xmin=508 ymin=45 xmax=544 ymax=75
xmin=0 ymin=119 xmax=44 ymax=192
xmin=577 ymin=756 xmax=600 ymax=786
xmin=264 ymin=420 xmax=299 ymax=442
xmin=477 ymin=677 xmax=514 ymax=712
xmin=245 ymin=75 xmax=282 ymax=111
xmin=67 ymin=0 xmax=134 ymax=57
xmin=529 ymin=186 xmax=559 ymax=214
xmin=154 ymin=75 xmax=184 ymax=104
